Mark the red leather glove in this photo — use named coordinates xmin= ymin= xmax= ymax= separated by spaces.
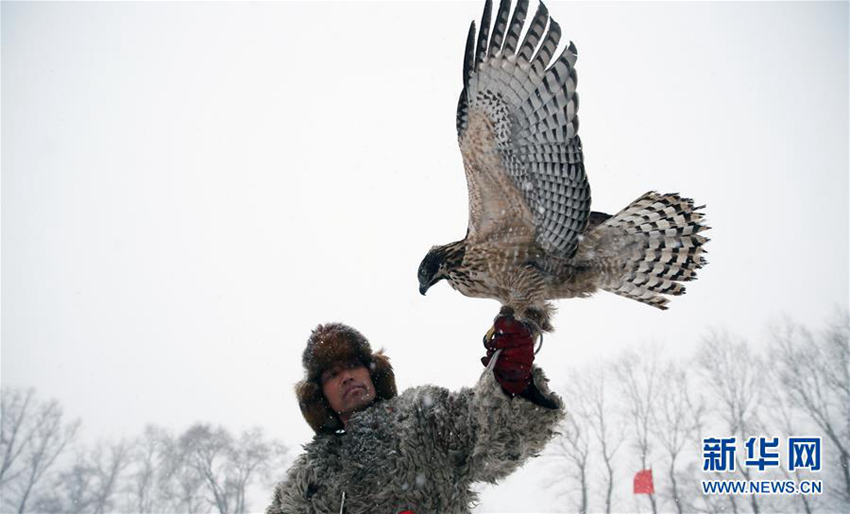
xmin=481 ymin=315 xmax=535 ymax=395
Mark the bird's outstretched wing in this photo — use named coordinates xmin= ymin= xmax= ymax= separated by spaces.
xmin=457 ymin=0 xmax=590 ymax=258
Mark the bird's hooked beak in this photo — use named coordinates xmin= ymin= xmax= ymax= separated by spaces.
xmin=420 ymin=277 xmax=442 ymax=295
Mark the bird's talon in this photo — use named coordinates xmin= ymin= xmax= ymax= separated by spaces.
xmin=484 ymin=325 xmax=497 ymax=345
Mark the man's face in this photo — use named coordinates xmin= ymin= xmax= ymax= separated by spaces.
xmin=320 ymin=359 xmax=376 ymax=417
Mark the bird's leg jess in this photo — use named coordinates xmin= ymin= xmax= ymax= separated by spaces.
xmin=517 ymin=309 xmax=545 ymax=355
xmin=520 ymin=306 xmax=552 ymax=334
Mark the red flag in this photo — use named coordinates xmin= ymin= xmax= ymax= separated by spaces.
xmin=634 ymin=469 xmax=654 ymax=494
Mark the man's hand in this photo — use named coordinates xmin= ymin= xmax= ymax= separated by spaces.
xmin=481 ymin=315 xmax=535 ymax=395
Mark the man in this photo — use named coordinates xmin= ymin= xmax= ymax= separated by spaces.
xmin=266 ymin=317 xmax=564 ymax=513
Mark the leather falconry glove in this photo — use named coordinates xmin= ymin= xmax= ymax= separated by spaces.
xmin=481 ymin=315 xmax=535 ymax=395
xmin=481 ymin=315 xmax=559 ymax=409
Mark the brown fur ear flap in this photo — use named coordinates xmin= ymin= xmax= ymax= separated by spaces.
xmin=369 ymin=350 xmax=397 ymax=401
xmin=295 ymin=380 xmax=342 ymax=434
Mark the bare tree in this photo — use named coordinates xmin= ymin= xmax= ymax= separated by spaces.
xmin=18 ymin=410 xmax=80 ymax=514
xmin=547 ymin=377 xmax=592 ymax=514
xmin=0 ymin=388 xmax=80 ymax=514
xmin=583 ymin=366 xmax=624 ymax=514
xmin=616 ymin=349 xmax=661 ymax=514
xmin=2 ymin=388 xmax=289 ymax=514
xmin=763 ymin=355 xmax=820 ymax=514
xmin=549 ymin=416 xmax=591 ymax=513
xmin=31 ymin=460 xmax=95 ymax=514
xmin=697 ymin=330 xmax=764 ymax=514
xmin=90 ymin=439 xmax=132 ymax=514
xmin=125 ymin=425 xmax=176 ymax=514
xmin=652 ymin=362 xmax=703 ymax=514
xmin=28 ymin=438 xmax=131 ymax=514
xmin=166 ymin=436 xmax=206 ymax=514
xmin=0 ymin=389 xmax=36 ymax=488
xmin=128 ymin=426 xmax=163 ymax=513
xmin=772 ymin=313 xmax=850 ymax=506
xmin=543 ymin=317 xmax=849 ymax=513
xmin=688 ymin=384 xmax=729 ymax=514
xmin=178 ymin=423 xmax=235 ymax=514
xmin=228 ymin=428 xmax=286 ymax=514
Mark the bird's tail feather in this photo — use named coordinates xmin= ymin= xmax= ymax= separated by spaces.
xmin=594 ymin=191 xmax=709 ymax=309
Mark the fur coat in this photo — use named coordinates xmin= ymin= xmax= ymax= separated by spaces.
xmin=266 ymin=366 xmax=564 ymax=513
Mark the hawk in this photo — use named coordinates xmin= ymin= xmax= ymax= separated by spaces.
xmin=417 ymin=0 xmax=708 ymax=333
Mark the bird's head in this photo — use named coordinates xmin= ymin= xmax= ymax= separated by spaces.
xmin=417 ymin=241 xmax=465 ymax=295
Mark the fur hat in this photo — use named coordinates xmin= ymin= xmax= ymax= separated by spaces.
xmin=296 ymin=323 xmax=397 ymax=434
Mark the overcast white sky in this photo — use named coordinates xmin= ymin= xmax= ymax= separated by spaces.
xmin=2 ymin=1 xmax=848 ymax=512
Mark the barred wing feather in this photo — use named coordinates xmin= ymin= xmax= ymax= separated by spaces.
xmin=457 ymin=0 xmax=590 ymax=258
